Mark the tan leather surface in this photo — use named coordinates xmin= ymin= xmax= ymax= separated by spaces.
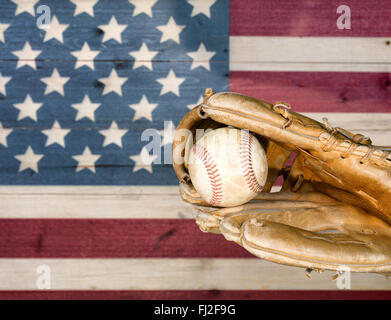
xmin=173 ymin=89 xmax=391 ymax=273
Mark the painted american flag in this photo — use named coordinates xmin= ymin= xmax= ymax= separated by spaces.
xmin=0 ymin=0 xmax=390 ymax=299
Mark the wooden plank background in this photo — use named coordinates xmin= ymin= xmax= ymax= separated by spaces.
xmin=1 ymin=258 xmax=391 ymax=290
xmin=0 ymin=0 xmax=391 ymax=295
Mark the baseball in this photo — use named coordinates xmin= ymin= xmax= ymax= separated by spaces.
xmin=188 ymin=127 xmax=268 ymax=207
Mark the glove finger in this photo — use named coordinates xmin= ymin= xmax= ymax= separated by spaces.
xmin=240 ymin=217 xmax=391 ymax=272
xmin=197 ymin=197 xmax=335 ymax=241
xmin=195 ymin=209 xmax=221 ymax=234
xmin=220 ymin=207 xmax=317 ymax=243
xmin=194 ymin=205 xmax=244 ymax=234
xmin=194 ymin=203 xmax=263 ymax=235
xmin=215 ymin=197 xmax=339 ymax=242
xmin=252 ymin=191 xmax=338 ymax=204
xmin=179 ymin=181 xmax=210 ymax=206
xmin=224 ymin=195 xmax=391 ymax=235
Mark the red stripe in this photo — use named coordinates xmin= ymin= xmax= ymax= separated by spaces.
xmin=230 ymin=0 xmax=391 ymax=37
xmin=230 ymin=71 xmax=391 ymax=112
xmin=0 ymin=219 xmax=253 ymax=258
xmin=0 ymin=290 xmax=390 ymax=300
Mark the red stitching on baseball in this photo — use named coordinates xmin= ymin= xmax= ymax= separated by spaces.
xmin=240 ymin=131 xmax=264 ymax=193
xmin=193 ymin=144 xmax=223 ymax=206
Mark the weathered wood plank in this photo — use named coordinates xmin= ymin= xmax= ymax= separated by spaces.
xmin=302 ymin=113 xmax=391 ymax=146
xmin=0 ymin=185 xmax=279 ymax=219
xmin=0 ymin=0 xmax=229 ymax=55
xmin=0 ymin=186 xmax=192 ymax=218
xmin=230 ymin=71 xmax=391 ymax=113
xmin=304 ymin=113 xmax=391 ymax=131
xmin=230 ymin=36 xmax=391 ymax=72
xmin=0 ymin=258 xmax=389 ymax=290
xmin=230 ymin=0 xmax=391 ymax=37
xmin=230 ymin=62 xmax=391 ymax=73
xmin=0 ymin=218 xmax=253 ymax=258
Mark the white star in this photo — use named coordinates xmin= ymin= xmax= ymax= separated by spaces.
xmin=42 ymin=120 xmax=70 ymax=148
xmin=156 ymin=69 xmax=185 ymax=96
xmin=129 ymin=0 xmax=158 ymax=17
xmin=130 ymin=147 xmax=157 ymax=173
xmin=159 ymin=121 xmax=176 ymax=146
xmin=12 ymin=42 xmax=41 ymax=70
xmin=71 ymin=42 xmax=100 ymax=69
xmin=13 ymin=95 xmax=43 ymax=121
xmin=70 ymin=0 xmax=98 ymax=16
xmin=188 ymin=0 xmax=216 ymax=18
xmin=72 ymin=95 xmax=100 ymax=121
xmin=0 ymin=74 xmax=11 ymax=96
xmin=43 ymin=16 xmax=68 ymax=43
xmin=0 ymin=123 xmax=12 ymax=147
xmin=12 ymin=0 xmax=38 ymax=16
xmin=0 ymin=23 xmax=10 ymax=42
xmin=129 ymin=43 xmax=158 ymax=70
xmin=187 ymin=95 xmax=203 ymax=109
xmin=73 ymin=147 xmax=101 ymax=173
xmin=129 ymin=95 xmax=158 ymax=121
xmin=40 ymin=68 xmax=70 ymax=96
xmin=99 ymin=69 xmax=127 ymax=96
xmin=156 ymin=17 xmax=185 ymax=43
xmin=15 ymin=146 xmax=43 ymax=173
xmin=99 ymin=121 xmax=127 ymax=148
xmin=187 ymin=43 xmax=216 ymax=71
xmin=99 ymin=16 xmax=127 ymax=43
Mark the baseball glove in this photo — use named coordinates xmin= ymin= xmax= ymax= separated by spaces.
xmin=172 ymin=89 xmax=391 ymax=275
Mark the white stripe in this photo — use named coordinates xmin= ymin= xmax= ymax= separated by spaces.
xmin=0 ymin=185 xmax=278 ymax=219
xmin=1 ymin=258 xmax=390 ymax=290
xmin=230 ymin=36 xmax=391 ymax=72
xmin=304 ymin=113 xmax=391 ymax=131
xmin=0 ymin=186 xmax=193 ymax=219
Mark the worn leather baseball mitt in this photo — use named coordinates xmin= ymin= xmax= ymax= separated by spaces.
xmin=172 ymin=89 xmax=391 ymax=275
